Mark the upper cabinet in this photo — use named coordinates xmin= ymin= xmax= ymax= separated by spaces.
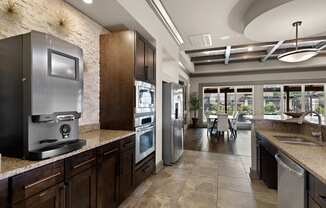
xmin=100 ymin=31 xmax=156 ymax=130
xmin=134 ymin=33 xmax=156 ymax=84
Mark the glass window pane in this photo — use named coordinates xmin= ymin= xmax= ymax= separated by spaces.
xmin=237 ymin=87 xmax=253 ymax=116
xmin=304 ymin=85 xmax=324 ymax=114
xmin=226 ymin=89 xmax=235 ymax=116
xmin=264 ymin=85 xmax=281 ymax=116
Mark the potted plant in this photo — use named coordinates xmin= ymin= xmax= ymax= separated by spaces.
xmin=190 ymin=95 xmax=201 ymax=128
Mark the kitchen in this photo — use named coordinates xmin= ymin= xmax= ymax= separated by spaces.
xmin=0 ymin=0 xmax=326 ymax=208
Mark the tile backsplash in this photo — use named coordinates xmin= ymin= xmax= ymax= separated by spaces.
xmin=0 ymin=0 xmax=110 ymax=125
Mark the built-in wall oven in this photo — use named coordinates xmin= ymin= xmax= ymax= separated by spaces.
xmin=135 ymin=81 xmax=155 ymax=114
xmin=135 ymin=114 xmax=155 ymax=163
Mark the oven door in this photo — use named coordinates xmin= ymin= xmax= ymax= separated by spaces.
xmin=135 ymin=81 xmax=155 ymax=113
xmin=135 ymin=124 xmax=155 ymax=163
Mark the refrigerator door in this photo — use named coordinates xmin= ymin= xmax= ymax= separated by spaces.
xmin=171 ymin=85 xmax=184 ymax=162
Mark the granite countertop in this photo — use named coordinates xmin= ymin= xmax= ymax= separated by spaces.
xmin=0 ymin=129 xmax=135 ymax=180
xmin=257 ymin=130 xmax=326 ymax=184
xmin=253 ymin=115 xmax=326 ymax=125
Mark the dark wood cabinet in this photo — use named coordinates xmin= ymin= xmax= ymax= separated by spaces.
xmin=309 ymin=174 xmax=326 ymax=208
xmin=0 ymin=179 xmax=9 ymax=208
xmin=135 ymin=35 xmax=146 ymax=82
xmin=65 ymin=150 xmax=97 ymax=208
xmin=257 ymin=137 xmax=277 ymax=189
xmin=97 ymin=142 xmax=120 ymax=208
xmin=135 ymin=153 xmax=155 ymax=187
xmin=100 ymin=31 xmax=156 ymax=130
xmin=5 ymin=136 xmax=138 ymax=208
xmin=119 ymin=136 xmax=135 ymax=203
xmin=12 ymin=183 xmax=65 ymax=208
xmin=145 ymin=44 xmax=156 ymax=84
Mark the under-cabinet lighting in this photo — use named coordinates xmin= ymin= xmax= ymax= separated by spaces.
xmin=147 ymin=0 xmax=184 ymax=45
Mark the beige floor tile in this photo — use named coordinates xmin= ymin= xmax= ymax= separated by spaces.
xmin=218 ymin=176 xmax=252 ymax=193
xmin=177 ymin=190 xmax=217 ymax=208
xmin=183 ymin=175 xmax=218 ymax=194
xmin=217 ymin=189 xmax=256 ymax=208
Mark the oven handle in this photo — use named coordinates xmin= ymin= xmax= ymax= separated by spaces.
xmin=136 ymin=124 xmax=154 ymax=133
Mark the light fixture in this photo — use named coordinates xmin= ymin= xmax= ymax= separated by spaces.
xmin=147 ymin=0 xmax=184 ymax=45
xmin=278 ymin=21 xmax=318 ymax=63
xmin=248 ymin=46 xmax=253 ymax=52
xmin=220 ymin=36 xmax=230 ymax=40
xmin=83 ymin=0 xmax=93 ymax=4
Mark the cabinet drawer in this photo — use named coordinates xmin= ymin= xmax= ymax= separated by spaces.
xmin=11 ymin=161 xmax=64 ymax=203
xmin=135 ymin=154 xmax=155 ymax=187
xmin=97 ymin=141 xmax=120 ymax=159
xmin=12 ymin=182 xmax=65 ymax=208
xmin=120 ymin=136 xmax=135 ymax=151
xmin=65 ymin=150 xmax=96 ymax=178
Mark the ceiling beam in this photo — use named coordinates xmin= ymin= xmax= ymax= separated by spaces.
xmin=224 ymin=46 xmax=231 ymax=64
xmin=261 ymin=40 xmax=284 ymax=62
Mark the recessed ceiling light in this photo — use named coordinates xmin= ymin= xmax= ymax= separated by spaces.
xmin=83 ymin=0 xmax=93 ymax=4
xmin=220 ymin=36 xmax=230 ymax=40
xmin=248 ymin=47 xmax=253 ymax=51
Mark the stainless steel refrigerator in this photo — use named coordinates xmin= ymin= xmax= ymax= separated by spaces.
xmin=163 ymin=82 xmax=184 ymax=165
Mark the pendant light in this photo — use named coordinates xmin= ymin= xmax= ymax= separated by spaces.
xmin=278 ymin=21 xmax=319 ymax=63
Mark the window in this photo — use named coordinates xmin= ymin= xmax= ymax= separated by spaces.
xmin=264 ymin=85 xmax=282 ymax=116
xmin=237 ymin=87 xmax=253 ymax=116
xmin=203 ymin=88 xmax=218 ymax=122
xmin=284 ymin=85 xmax=302 ymax=112
xmin=305 ymin=85 xmax=324 ymax=114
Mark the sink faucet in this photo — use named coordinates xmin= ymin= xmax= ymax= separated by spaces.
xmin=298 ymin=111 xmax=323 ymax=143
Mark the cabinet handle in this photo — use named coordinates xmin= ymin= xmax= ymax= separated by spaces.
xmin=24 ymin=172 xmax=62 ymax=190
xmin=103 ymin=148 xmax=119 ymax=156
xmin=142 ymin=165 xmax=152 ymax=173
xmin=122 ymin=141 xmax=133 ymax=148
xmin=72 ymin=157 xmax=96 ymax=169
xmin=319 ymin=195 xmax=326 ymax=202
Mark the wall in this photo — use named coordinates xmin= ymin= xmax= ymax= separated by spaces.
xmin=0 ymin=0 xmax=109 ymax=125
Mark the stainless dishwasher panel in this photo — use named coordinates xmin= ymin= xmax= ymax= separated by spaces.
xmin=275 ymin=153 xmax=306 ymax=208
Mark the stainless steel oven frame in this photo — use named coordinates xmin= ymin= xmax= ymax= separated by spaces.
xmin=135 ymin=81 xmax=155 ymax=114
xmin=135 ymin=123 xmax=155 ymax=164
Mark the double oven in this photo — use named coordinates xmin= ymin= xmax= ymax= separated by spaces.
xmin=135 ymin=81 xmax=156 ymax=163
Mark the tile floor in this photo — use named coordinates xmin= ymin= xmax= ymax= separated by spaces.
xmin=119 ymin=150 xmax=277 ymax=208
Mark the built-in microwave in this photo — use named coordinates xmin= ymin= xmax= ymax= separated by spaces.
xmin=135 ymin=81 xmax=155 ymax=114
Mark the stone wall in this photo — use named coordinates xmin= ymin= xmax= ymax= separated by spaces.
xmin=0 ymin=0 xmax=109 ymax=125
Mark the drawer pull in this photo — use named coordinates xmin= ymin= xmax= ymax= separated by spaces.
xmin=319 ymin=195 xmax=326 ymax=201
xmin=122 ymin=141 xmax=133 ymax=147
xmin=142 ymin=165 xmax=152 ymax=173
xmin=103 ymin=148 xmax=119 ymax=156
xmin=24 ymin=172 xmax=61 ymax=190
xmin=72 ymin=157 xmax=96 ymax=170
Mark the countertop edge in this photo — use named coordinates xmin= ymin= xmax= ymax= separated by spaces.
xmin=0 ymin=131 xmax=136 ymax=180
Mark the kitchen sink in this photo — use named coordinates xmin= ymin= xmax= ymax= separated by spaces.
xmin=274 ymin=135 xmax=322 ymax=146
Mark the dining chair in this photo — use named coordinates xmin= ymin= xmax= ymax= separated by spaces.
xmin=216 ymin=114 xmax=229 ymax=137
xmin=229 ymin=111 xmax=239 ymax=139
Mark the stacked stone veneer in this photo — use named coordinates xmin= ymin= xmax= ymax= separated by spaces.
xmin=0 ymin=0 xmax=110 ymax=125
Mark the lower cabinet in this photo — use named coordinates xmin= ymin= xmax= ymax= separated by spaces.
xmin=12 ymin=183 xmax=65 ymax=208
xmin=308 ymin=174 xmax=326 ymax=208
xmin=119 ymin=137 xmax=135 ymax=203
xmin=97 ymin=141 xmax=120 ymax=208
xmin=5 ymin=135 xmax=150 ymax=208
xmin=65 ymin=150 xmax=97 ymax=208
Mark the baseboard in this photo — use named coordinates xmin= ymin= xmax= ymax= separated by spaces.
xmin=155 ymin=160 xmax=164 ymax=173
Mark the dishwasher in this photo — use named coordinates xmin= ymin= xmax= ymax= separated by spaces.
xmin=275 ymin=153 xmax=306 ymax=208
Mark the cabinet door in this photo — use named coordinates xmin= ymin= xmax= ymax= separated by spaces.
xmin=97 ymin=145 xmax=120 ymax=208
xmin=119 ymin=147 xmax=135 ymax=203
xmin=12 ymin=183 xmax=65 ymax=208
xmin=135 ymin=35 xmax=146 ymax=81
xmin=260 ymin=144 xmax=277 ymax=189
xmin=66 ymin=167 xmax=96 ymax=208
xmin=145 ymin=44 xmax=156 ymax=84
xmin=0 ymin=179 xmax=9 ymax=208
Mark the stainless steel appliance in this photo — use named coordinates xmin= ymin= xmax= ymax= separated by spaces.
xmin=162 ymin=82 xmax=184 ymax=165
xmin=275 ymin=153 xmax=306 ymax=208
xmin=0 ymin=31 xmax=85 ymax=160
xmin=135 ymin=114 xmax=155 ymax=163
xmin=135 ymin=81 xmax=155 ymax=114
